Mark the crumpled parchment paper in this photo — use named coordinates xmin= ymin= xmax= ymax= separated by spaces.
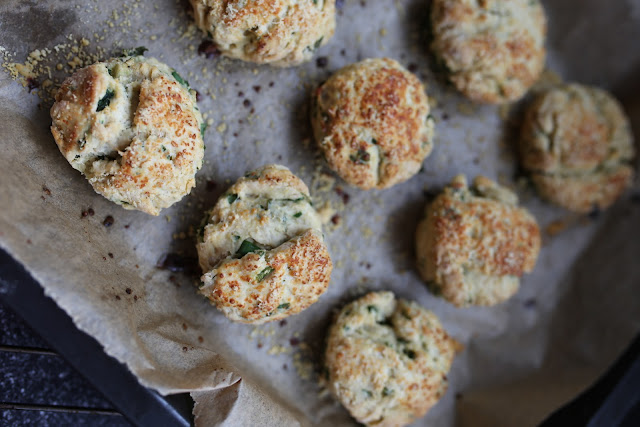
xmin=1 ymin=0 xmax=639 ymax=425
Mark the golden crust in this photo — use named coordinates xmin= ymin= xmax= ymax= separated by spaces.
xmin=190 ymin=0 xmax=335 ymax=67
xmin=197 ymin=165 xmax=332 ymax=324
xmin=430 ymin=0 xmax=547 ymax=103
xmin=201 ymin=229 xmax=331 ymax=324
xmin=520 ymin=84 xmax=635 ymax=213
xmin=50 ymin=56 xmax=204 ymax=215
xmin=311 ymin=58 xmax=435 ymax=190
xmin=416 ymin=175 xmax=541 ymax=307
xmin=531 ymin=168 xmax=634 ymax=214
xmin=324 ymin=291 xmax=458 ymax=427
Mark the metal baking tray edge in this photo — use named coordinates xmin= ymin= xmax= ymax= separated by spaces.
xmin=0 ymin=248 xmax=193 ymax=427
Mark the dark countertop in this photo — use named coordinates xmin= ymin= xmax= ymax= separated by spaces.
xmin=0 ymin=298 xmax=131 ymax=426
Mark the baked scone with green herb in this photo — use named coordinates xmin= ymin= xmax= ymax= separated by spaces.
xmin=197 ymin=165 xmax=332 ymax=324
xmin=50 ymin=53 xmax=204 ymax=215
xmin=520 ymin=84 xmax=635 ymax=213
xmin=311 ymin=58 xmax=435 ymax=190
xmin=430 ymin=0 xmax=547 ymax=103
xmin=324 ymin=291 xmax=459 ymax=427
xmin=190 ymin=0 xmax=335 ymax=67
xmin=416 ymin=175 xmax=541 ymax=307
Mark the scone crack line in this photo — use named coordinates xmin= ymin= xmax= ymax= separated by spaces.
xmin=196 ymin=165 xmax=331 ymax=323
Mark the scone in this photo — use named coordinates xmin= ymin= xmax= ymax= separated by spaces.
xmin=190 ymin=0 xmax=336 ymax=67
xmin=416 ymin=175 xmax=541 ymax=307
xmin=430 ymin=0 xmax=547 ymax=103
xmin=50 ymin=54 xmax=204 ymax=215
xmin=311 ymin=58 xmax=435 ymax=190
xmin=197 ymin=165 xmax=332 ymax=324
xmin=324 ymin=291 xmax=458 ymax=427
xmin=520 ymin=84 xmax=635 ymax=213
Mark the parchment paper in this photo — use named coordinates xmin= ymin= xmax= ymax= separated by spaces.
xmin=1 ymin=0 xmax=639 ymax=425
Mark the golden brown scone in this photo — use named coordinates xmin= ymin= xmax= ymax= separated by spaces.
xmin=430 ymin=0 xmax=547 ymax=104
xmin=311 ymin=58 xmax=435 ymax=190
xmin=197 ymin=165 xmax=332 ymax=324
xmin=520 ymin=84 xmax=635 ymax=213
xmin=50 ymin=55 xmax=204 ymax=215
xmin=416 ymin=175 xmax=541 ymax=307
xmin=190 ymin=0 xmax=335 ymax=67
xmin=324 ymin=291 xmax=459 ymax=427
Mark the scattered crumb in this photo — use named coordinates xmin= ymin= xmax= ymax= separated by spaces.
xmin=317 ymin=201 xmax=336 ymax=225
xmin=546 ymin=219 xmax=569 ymax=237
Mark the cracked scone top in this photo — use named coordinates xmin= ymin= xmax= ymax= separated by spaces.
xmin=430 ymin=0 xmax=547 ymax=103
xmin=197 ymin=165 xmax=332 ymax=324
xmin=416 ymin=175 xmax=541 ymax=307
xmin=50 ymin=55 xmax=204 ymax=215
xmin=311 ymin=58 xmax=435 ymax=190
xmin=520 ymin=84 xmax=635 ymax=213
xmin=190 ymin=0 xmax=336 ymax=67
xmin=324 ymin=291 xmax=458 ymax=427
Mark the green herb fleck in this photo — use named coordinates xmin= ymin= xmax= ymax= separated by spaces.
xmin=200 ymin=121 xmax=207 ymax=137
xmin=382 ymin=387 xmax=393 ymax=397
xmin=426 ymin=280 xmax=442 ymax=296
xmin=227 ymin=193 xmax=238 ymax=204
xmin=314 ymin=37 xmax=324 ymax=50
xmin=121 ymin=46 xmax=148 ymax=57
xmin=233 ymin=235 xmax=240 ymax=241
xmin=371 ymin=138 xmax=378 ymax=145
xmin=171 ymin=70 xmax=189 ymax=88
xmin=77 ymin=139 xmax=86 ymax=149
xmin=350 ymin=148 xmax=370 ymax=164
xmin=362 ymin=389 xmax=373 ymax=398
xmin=256 ymin=266 xmax=274 ymax=282
xmin=235 ymin=239 xmax=262 ymax=258
xmin=197 ymin=225 xmax=206 ymax=242
xmin=403 ymin=349 xmax=416 ymax=359
xmin=278 ymin=302 xmax=290 ymax=310
xmin=161 ymin=145 xmax=166 ymax=152
xmin=96 ymin=89 xmax=115 ymax=112
xmin=367 ymin=305 xmax=378 ymax=314
xmin=293 ymin=212 xmax=302 ymax=218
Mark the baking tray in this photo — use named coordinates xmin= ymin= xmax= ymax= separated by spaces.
xmin=2 ymin=244 xmax=639 ymax=426
xmin=0 ymin=248 xmax=192 ymax=427
xmin=1 ymin=0 xmax=639 ymax=424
